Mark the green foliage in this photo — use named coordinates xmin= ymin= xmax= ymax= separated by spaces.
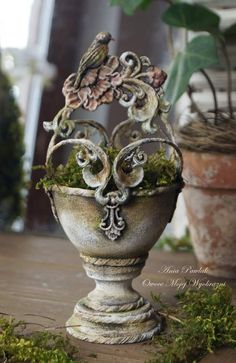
xmin=0 ymin=316 xmax=78 ymax=363
xmin=224 ymin=23 xmax=236 ymax=42
xmin=160 ymin=3 xmax=224 ymax=106
xmin=164 ymin=35 xmax=219 ymax=104
xmin=161 ymin=2 xmax=220 ymax=34
xmin=156 ymin=229 xmax=192 ymax=252
xmin=1 ymin=287 xmax=235 ymax=363
xmin=36 ymin=148 xmax=88 ymax=190
xmin=148 ymin=285 xmax=236 ymax=363
xmin=139 ymin=148 xmax=177 ymax=189
xmin=36 ymin=147 xmax=178 ymax=192
xmin=110 ymin=1 xmax=234 ymax=110
xmin=0 ymin=70 xmax=25 ymax=229
xmin=35 ymin=147 xmax=116 ymax=191
xmin=109 ymin=0 xmax=152 ymax=15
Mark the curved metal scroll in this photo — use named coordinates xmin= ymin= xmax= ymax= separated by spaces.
xmin=43 ymin=41 xmax=183 ymax=241
xmin=113 ymin=138 xmax=183 ymax=202
xmin=62 ymin=50 xmax=168 ymax=134
xmin=44 ymin=116 xmax=109 ymax=163
xmin=45 ymin=134 xmax=183 ymax=241
xmin=46 ymin=138 xmax=111 ymax=204
xmin=99 ymin=138 xmax=182 ymax=240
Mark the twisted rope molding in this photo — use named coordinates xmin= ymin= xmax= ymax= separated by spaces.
xmin=66 ymin=324 xmax=161 ymax=345
xmin=80 ymin=253 xmax=148 ymax=267
xmin=67 ymin=298 xmax=162 ymax=344
xmin=74 ymin=298 xmax=155 ymax=324
xmin=83 ymin=296 xmax=146 ymax=313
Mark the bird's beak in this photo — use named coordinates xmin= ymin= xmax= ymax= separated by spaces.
xmin=111 ymin=37 xmax=115 ymax=41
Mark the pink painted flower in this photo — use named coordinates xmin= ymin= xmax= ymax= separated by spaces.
xmin=62 ymin=56 xmax=167 ymax=112
xmin=140 ymin=66 xmax=167 ymax=90
xmin=62 ymin=56 xmax=122 ymax=111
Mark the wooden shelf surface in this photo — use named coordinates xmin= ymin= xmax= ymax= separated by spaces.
xmin=0 ymin=233 xmax=235 ymax=362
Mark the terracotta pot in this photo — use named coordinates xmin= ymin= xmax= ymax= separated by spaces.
xmin=51 ymin=183 xmax=182 ymax=344
xmin=183 ymin=150 xmax=236 ymax=278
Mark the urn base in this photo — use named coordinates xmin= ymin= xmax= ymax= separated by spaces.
xmin=66 ymin=253 xmax=161 ymax=344
xmin=66 ymin=297 xmax=161 ymax=344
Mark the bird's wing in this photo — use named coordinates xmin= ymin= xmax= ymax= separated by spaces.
xmin=77 ymin=44 xmax=107 ymax=75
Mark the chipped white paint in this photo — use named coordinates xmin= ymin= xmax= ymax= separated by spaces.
xmin=42 ymin=42 xmax=184 ymax=343
xmin=202 ymin=165 xmax=218 ymax=183
xmin=52 ymin=185 xmax=182 ymax=344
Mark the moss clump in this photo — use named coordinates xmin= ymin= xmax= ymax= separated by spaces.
xmin=156 ymin=229 xmax=192 ymax=252
xmin=139 ymin=148 xmax=178 ymax=190
xmin=148 ymin=285 xmax=236 ymax=363
xmin=0 ymin=316 xmax=78 ymax=362
xmin=0 ymin=70 xmax=25 ymax=229
xmin=36 ymin=146 xmax=178 ymax=191
xmin=36 ymin=149 xmax=88 ymax=190
xmin=2 ymin=286 xmax=234 ymax=363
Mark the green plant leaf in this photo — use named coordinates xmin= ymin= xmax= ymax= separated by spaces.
xmin=224 ymin=23 xmax=236 ymax=35
xmin=162 ymin=2 xmax=220 ymax=33
xmin=110 ymin=0 xmax=152 ymax=15
xmin=164 ymin=35 xmax=219 ymax=105
xmin=224 ymin=22 xmax=236 ymax=41
xmin=139 ymin=0 xmax=152 ymax=11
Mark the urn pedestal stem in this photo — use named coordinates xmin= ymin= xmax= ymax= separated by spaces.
xmin=66 ymin=254 xmax=161 ymax=344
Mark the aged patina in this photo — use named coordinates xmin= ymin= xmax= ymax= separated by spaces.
xmin=42 ymin=33 xmax=184 ymax=344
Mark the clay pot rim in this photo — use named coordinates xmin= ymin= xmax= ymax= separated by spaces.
xmin=49 ymin=181 xmax=184 ymax=198
xmin=182 ymin=149 xmax=236 ymax=157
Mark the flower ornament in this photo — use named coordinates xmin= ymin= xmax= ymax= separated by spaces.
xmin=62 ymin=56 xmax=122 ymax=111
xmin=43 ymin=33 xmax=183 ymax=242
xmin=62 ymin=53 xmax=168 ymax=114
xmin=139 ymin=66 xmax=167 ymax=90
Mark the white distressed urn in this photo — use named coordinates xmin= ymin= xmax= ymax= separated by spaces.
xmin=42 ymin=35 xmax=183 ymax=344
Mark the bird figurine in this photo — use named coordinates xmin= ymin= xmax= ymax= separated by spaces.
xmin=74 ymin=31 xmax=114 ymax=88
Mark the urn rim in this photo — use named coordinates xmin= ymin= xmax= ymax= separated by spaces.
xmin=48 ymin=180 xmax=184 ymax=198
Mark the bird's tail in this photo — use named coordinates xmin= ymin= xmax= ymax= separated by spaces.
xmin=74 ymin=62 xmax=88 ymax=88
xmin=74 ymin=73 xmax=82 ymax=88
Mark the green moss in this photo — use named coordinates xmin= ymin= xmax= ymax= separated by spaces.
xmin=140 ymin=148 xmax=177 ymax=190
xmin=1 ymin=286 xmax=234 ymax=363
xmin=36 ymin=146 xmax=178 ymax=192
xmin=156 ymin=229 xmax=192 ymax=252
xmin=148 ymin=285 xmax=236 ymax=363
xmin=0 ymin=316 xmax=78 ymax=362
xmin=0 ymin=70 xmax=25 ymax=229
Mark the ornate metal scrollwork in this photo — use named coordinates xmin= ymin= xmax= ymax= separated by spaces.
xmin=100 ymin=195 xmax=126 ymax=241
xmin=43 ymin=35 xmax=183 ymax=241
xmin=62 ymin=50 xmax=167 ymax=134
xmin=46 ymin=138 xmax=111 ymax=206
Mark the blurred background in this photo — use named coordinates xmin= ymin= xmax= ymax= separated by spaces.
xmin=0 ymin=0 xmax=235 ymax=240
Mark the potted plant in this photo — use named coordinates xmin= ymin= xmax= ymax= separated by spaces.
xmin=0 ymin=61 xmax=25 ymax=230
xmin=37 ymin=32 xmax=183 ymax=344
xmin=112 ymin=0 xmax=236 ymax=278
xmin=161 ymin=2 xmax=236 ymax=279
